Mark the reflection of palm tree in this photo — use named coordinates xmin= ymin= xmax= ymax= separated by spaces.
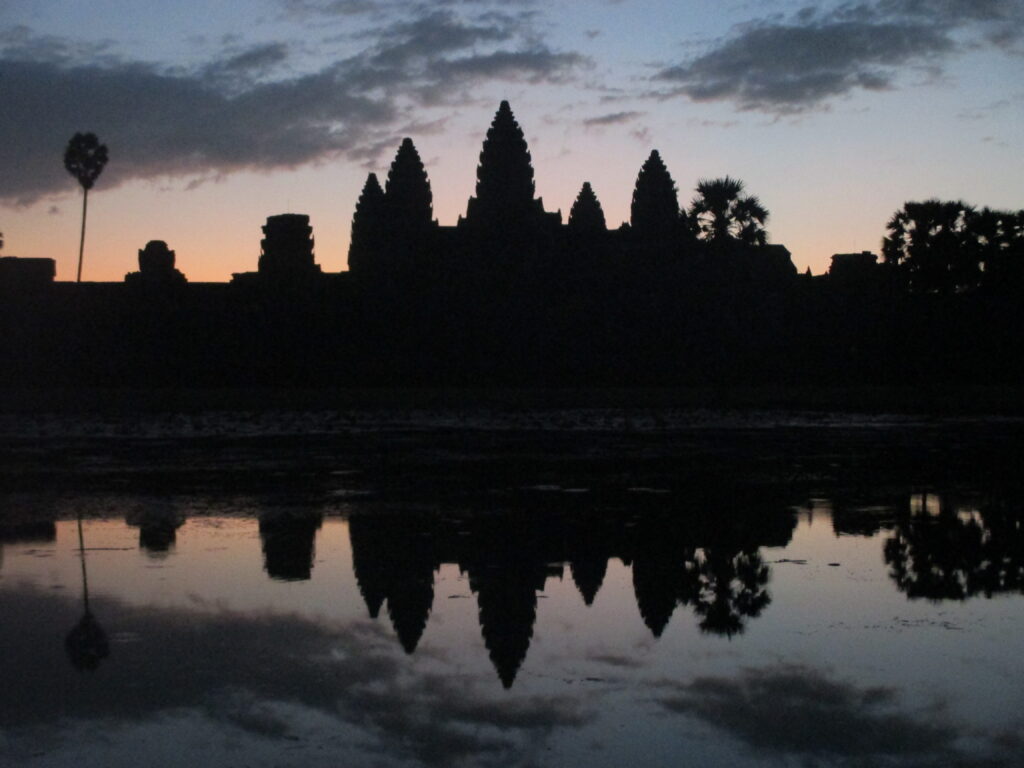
xmin=65 ymin=513 xmax=109 ymax=671
xmin=884 ymin=497 xmax=1024 ymax=600
xmin=692 ymin=548 xmax=771 ymax=637
xmin=63 ymin=132 xmax=109 ymax=283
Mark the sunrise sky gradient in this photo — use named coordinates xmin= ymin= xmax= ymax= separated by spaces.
xmin=2 ymin=0 xmax=1022 ymax=282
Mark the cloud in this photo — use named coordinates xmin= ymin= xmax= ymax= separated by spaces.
xmin=282 ymin=0 xmax=382 ymax=17
xmin=583 ymin=110 xmax=645 ymax=127
xmin=653 ymin=0 xmax=1024 ymax=113
xmin=0 ymin=585 xmax=594 ymax=767
xmin=214 ymin=42 xmax=291 ymax=75
xmin=365 ymin=10 xmax=515 ymax=63
xmin=431 ymin=48 xmax=586 ymax=83
xmin=0 ymin=8 xmax=585 ymax=205
xmin=281 ymin=0 xmax=538 ymax=23
xmin=0 ymin=57 xmax=397 ymax=205
xmin=658 ymin=664 xmax=991 ymax=764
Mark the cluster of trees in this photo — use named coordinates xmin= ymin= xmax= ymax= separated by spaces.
xmin=883 ymin=200 xmax=1024 ymax=294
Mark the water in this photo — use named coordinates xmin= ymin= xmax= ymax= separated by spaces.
xmin=1 ymin=413 xmax=1022 ymax=767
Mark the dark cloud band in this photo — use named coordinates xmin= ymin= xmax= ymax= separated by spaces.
xmin=0 ymin=6 xmax=584 ymax=205
xmin=653 ymin=0 xmax=1024 ymax=113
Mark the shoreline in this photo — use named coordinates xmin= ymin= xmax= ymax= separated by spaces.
xmin=3 ymin=384 xmax=1024 ymax=415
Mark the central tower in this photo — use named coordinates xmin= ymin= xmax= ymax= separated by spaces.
xmin=462 ymin=101 xmax=546 ymax=233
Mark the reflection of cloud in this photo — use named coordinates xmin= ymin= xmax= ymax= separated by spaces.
xmin=0 ymin=586 xmax=593 ymax=767
xmin=652 ymin=0 xmax=1024 ymax=113
xmin=658 ymin=664 xmax=971 ymax=763
xmin=587 ymin=652 xmax=643 ymax=669
xmin=0 ymin=6 xmax=585 ymax=205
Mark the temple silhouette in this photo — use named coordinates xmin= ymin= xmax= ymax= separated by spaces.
xmin=2 ymin=101 xmax=1024 ymax=391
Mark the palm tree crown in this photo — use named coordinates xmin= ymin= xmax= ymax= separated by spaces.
xmin=64 ymin=133 xmax=108 ymax=191
xmin=690 ymin=176 xmax=769 ymax=246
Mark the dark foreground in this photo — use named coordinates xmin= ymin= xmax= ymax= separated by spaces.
xmin=1 ymin=411 xmax=1023 ymax=767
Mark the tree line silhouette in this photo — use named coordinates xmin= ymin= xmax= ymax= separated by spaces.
xmin=2 ymin=102 xmax=1023 ymax=391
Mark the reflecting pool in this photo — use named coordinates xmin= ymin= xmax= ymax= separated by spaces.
xmin=1 ymin=412 xmax=1022 ymax=767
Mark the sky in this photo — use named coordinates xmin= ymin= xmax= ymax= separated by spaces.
xmin=1 ymin=0 xmax=1022 ymax=282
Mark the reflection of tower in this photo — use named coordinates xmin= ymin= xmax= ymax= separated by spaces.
xmin=461 ymin=516 xmax=554 ymax=689
xmin=570 ymin=555 xmax=607 ymax=607
xmin=631 ymin=519 xmax=698 ymax=638
xmin=469 ymin=562 xmax=546 ymax=689
xmin=567 ymin=515 xmax=616 ymax=607
xmin=125 ymin=502 xmax=185 ymax=557
xmin=349 ymin=515 xmax=388 ymax=618
xmin=258 ymin=510 xmax=323 ymax=581
xmin=387 ymin=565 xmax=435 ymax=654
xmin=632 ymin=552 xmax=683 ymax=638
xmin=0 ymin=519 xmax=57 ymax=571
xmin=66 ymin=513 xmax=109 ymax=671
xmin=348 ymin=515 xmax=439 ymax=653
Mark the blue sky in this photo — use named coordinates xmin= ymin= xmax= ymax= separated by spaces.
xmin=2 ymin=0 xmax=1022 ymax=280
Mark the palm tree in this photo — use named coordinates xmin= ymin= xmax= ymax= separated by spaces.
xmin=63 ymin=133 xmax=109 ymax=282
xmin=690 ymin=176 xmax=769 ymax=246
xmin=882 ymin=199 xmax=978 ymax=293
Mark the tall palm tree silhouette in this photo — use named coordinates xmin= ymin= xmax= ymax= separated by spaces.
xmin=690 ymin=176 xmax=768 ymax=246
xmin=65 ymin=513 xmax=109 ymax=671
xmin=63 ymin=133 xmax=109 ymax=283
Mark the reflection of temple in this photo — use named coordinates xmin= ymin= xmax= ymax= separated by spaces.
xmin=347 ymin=503 xmax=796 ymax=687
xmin=125 ymin=502 xmax=186 ymax=556
xmin=258 ymin=510 xmax=324 ymax=581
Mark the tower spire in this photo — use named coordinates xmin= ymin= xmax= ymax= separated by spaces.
xmin=465 ymin=101 xmax=541 ymax=230
xmin=630 ymin=150 xmax=679 ymax=240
